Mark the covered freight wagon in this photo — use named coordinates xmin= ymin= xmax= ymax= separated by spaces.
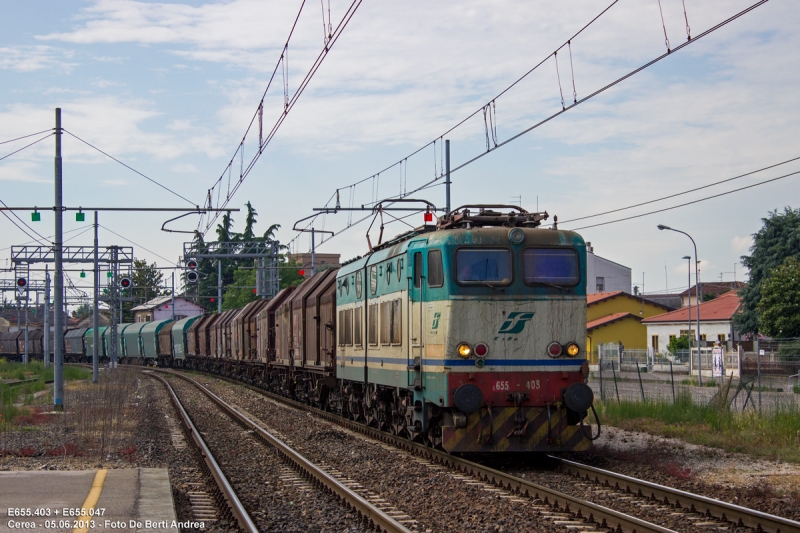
xmin=171 ymin=315 xmax=203 ymax=363
xmin=122 ymin=323 xmax=147 ymax=362
xmin=141 ymin=319 xmax=172 ymax=362
xmin=64 ymin=328 xmax=88 ymax=362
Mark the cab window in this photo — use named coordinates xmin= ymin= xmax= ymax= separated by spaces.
xmin=523 ymin=248 xmax=579 ymax=286
xmin=428 ymin=250 xmax=443 ymax=287
xmin=456 ymin=248 xmax=512 ymax=284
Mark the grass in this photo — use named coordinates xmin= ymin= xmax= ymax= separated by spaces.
xmin=596 ymin=388 xmax=800 ymax=463
xmin=0 ymin=359 xmax=92 ymax=426
xmin=793 ymin=384 xmax=800 ymax=394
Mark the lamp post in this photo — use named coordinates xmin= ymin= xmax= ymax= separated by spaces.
xmin=683 ymin=255 xmax=691 ymax=362
xmin=658 ymin=224 xmax=702 ymax=385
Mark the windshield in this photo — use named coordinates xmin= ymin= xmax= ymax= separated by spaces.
xmin=456 ymin=248 xmax=512 ymax=284
xmin=523 ymin=248 xmax=579 ymax=285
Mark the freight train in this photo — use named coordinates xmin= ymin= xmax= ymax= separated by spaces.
xmin=7 ymin=206 xmax=599 ymax=453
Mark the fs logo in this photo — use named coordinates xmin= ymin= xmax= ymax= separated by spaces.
xmin=431 ymin=312 xmax=442 ymax=330
xmin=497 ymin=312 xmax=535 ymax=334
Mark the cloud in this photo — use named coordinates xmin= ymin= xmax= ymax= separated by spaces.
xmin=170 ymin=163 xmax=198 ymax=173
xmin=732 ymin=236 xmax=752 ymax=255
xmin=0 ymin=45 xmax=77 ymax=72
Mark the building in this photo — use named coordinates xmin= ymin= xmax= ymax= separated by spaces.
xmin=585 ymin=242 xmax=631 ymax=294
xmin=287 ymin=252 xmax=341 ymax=278
xmin=130 ymin=296 xmax=205 ymax=323
xmin=642 ymin=291 xmax=743 ymax=353
xmin=586 ymin=291 xmax=674 ymax=358
xmin=678 ymin=281 xmax=746 ymax=308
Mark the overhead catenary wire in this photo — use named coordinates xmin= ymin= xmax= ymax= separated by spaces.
xmin=98 ymin=224 xmax=180 ymax=267
xmin=0 ymin=129 xmax=53 ymax=146
xmin=559 ymin=154 xmax=800 ymax=225
xmin=199 ymin=0 xmax=365 ymax=236
xmin=0 ymin=198 xmax=49 ymax=244
xmin=568 ymin=168 xmax=800 ymax=231
xmin=0 ymin=132 xmax=53 ymax=163
xmin=63 ymin=129 xmax=197 ymax=207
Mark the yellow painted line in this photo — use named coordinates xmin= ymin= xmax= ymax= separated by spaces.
xmin=72 ymin=469 xmax=108 ymax=533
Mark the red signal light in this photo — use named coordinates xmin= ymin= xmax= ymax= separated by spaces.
xmin=16 ymin=277 xmax=27 ymax=288
xmin=424 ymin=211 xmax=433 ymax=222
xmin=252 ymin=288 xmax=257 ymax=294
xmin=298 ymin=269 xmax=305 ymax=276
xmin=210 ymin=298 xmax=215 ymax=302
xmin=187 ymin=260 xmax=198 ymax=270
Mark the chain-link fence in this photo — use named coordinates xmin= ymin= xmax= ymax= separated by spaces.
xmin=590 ymin=340 xmax=800 ymax=413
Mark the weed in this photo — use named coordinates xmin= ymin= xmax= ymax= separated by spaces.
xmin=793 ymin=384 xmax=800 ymax=394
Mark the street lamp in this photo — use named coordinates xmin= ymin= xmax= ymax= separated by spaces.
xmin=683 ymin=255 xmax=691 ymax=362
xmin=658 ymin=224 xmax=702 ymax=385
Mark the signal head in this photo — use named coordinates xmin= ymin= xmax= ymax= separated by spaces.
xmin=186 ymin=271 xmax=199 ymax=283
xmin=120 ymin=277 xmax=132 ymax=288
xmin=16 ymin=277 xmax=27 ymax=288
xmin=187 ymin=259 xmax=198 ymax=270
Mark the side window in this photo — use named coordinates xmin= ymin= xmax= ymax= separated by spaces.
xmin=354 ymin=309 xmax=362 ymax=346
xmin=428 ymin=249 xmax=443 ymax=287
xmin=370 ymin=265 xmax=378 ymax=295
xmin=391 ymin=299 xmax=402 ymax=344
xmin=397 ymin=258 xmax=403 ymax=282
xmin=380 ymin=300 xmax=402 ymax=345
xmin=386 ymin=262 xmax=393 ymax=285
xmin=368 ymin=304 xmax=378 ymax=345
xmin=343 ymin=276 xmax=349 ymax=295
xmin=337 ymin=310 xmax=345 ymax=346
xmin=413 ymin=252 xmax=422 ymax=288
xmin=355 ymin=271 xmax=362 ymax=299
xmin=380 ymin=301 xmax=391 ymax=345
xmin=344 ymin=309 xmax=353 ymax=345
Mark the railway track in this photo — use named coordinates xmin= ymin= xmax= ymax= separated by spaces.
xmin=168 ymin=368 xmax=800 ymax=533
xmin=153 ymin=370 xmax=415 ymax=533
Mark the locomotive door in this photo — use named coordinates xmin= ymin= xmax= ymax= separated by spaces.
xmin=408 ymin=250 xmax=425 ymax=374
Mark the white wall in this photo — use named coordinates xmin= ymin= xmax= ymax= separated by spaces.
xmin=587 ymin=251 xmax=632 ymax=294
xmin=645 ymin=320 xmax=734 ymax=353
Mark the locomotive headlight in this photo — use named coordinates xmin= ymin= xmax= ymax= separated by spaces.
xmin=566 ymin=342 xmax=580 ymax=357
xmin=457 ymin=343 xmax=472 ymax=358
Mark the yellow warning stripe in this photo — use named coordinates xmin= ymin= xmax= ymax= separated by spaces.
xmin=72 ymin=469 xmax=108 ymax=533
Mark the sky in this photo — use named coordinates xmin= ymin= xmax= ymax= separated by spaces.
xmin=1 ymin=0 xmax=798 ymax=306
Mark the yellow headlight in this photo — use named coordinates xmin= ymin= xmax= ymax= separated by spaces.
xmin=566 ymin=343 xmax=580 ymax=357
xmin=457 ymin=343 xmax=472 ymax=358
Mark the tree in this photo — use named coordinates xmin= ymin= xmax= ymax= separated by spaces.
xmin=222 ymin=269 xmax=258 ymax=310
xmin=122 ymin=259 xmax=167 ymax=321
xmin=668 ymin=335 xmax=689 ymax=354
xmin=71 ymin=303 xmax=91 ymax=319
xmin=756 ymin=257 xmax=800 ymax=338
xmin=242 ymin=202 xmax=257 ymax=242
xmin=280 ymin=257 xmax=305 ymax=289
xmin=735 ymin=207 xmax=800 ymax=334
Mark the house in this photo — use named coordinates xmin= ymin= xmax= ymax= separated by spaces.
xmin=679 ymin=281 xmax=746 ymax=308
xmin=130 ymin=296 xmax=205 ymax=323
xmin=585 ymin=242 xmax=631 ymax=294
xmin=287 ymin=252 xmax=341 ymax=278
xmin=642 ymin=291 xmax=743 ymax=353
xmin=586 ymin=291 xmax=674 ymax=359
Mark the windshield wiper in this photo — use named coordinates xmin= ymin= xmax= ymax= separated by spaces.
xmin=537 ymin=281 xmax=565 ymax=291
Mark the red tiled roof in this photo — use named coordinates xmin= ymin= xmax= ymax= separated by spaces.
xmin=587 ymin=291 xmax=626 ymax=305
xmin=642 ymin=291 xmax=741 ymax=323
xmin=587 ymin=312 xmax=642 ymax=331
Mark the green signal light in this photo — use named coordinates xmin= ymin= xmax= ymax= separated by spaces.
xmin=76 ymin=211 xmax=85 ymax=222
xmin=80 ymin=271 xmax=86 ymax=278
xmin=31 ymin=211 xmax=41 ymax=222
xmin=107 ymin=272 xmax=113 ymax=278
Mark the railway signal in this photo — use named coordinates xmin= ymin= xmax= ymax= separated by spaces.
xmin=16 ymin=277 xmax=27 ymax=288
xmin=186 ymin=259 xmax=199 ymax=283
xmin=120 ymin=277 xmax=132 ymax=289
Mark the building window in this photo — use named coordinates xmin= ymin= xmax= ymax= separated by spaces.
xmin=651 ymin=335 xmax=659 ymax=351
xmin=596 ymin=277 xmax=605 ymax=292
xmin=717 ymin=334 xmax=725 ymax=344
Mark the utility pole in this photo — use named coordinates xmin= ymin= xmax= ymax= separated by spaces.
xmin=445 ymin=139 xmax=451 ymax=215
xmin=217 ymin=260 xmax=222 ymax=313
xmin=311 ymin=227 xmax=315 ymax=276
xmin=92 ymin=211 xmax=99 ymax=383
xmin=171 ymin=271 xmax=175 ymax=321
xmin=54 ymin=107 xmax=64 ymax=411
xmin=44 ymin=266 xmax=50 ymax=368
xmin=24 ymin=263 xmax=29 ymax=363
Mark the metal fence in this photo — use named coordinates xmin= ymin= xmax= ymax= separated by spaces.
xmin=590 ymin=341 xmax=800 ymax=413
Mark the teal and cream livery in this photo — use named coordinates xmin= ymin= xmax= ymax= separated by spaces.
xmin=332 ymin=205 xmax=598 ymax=452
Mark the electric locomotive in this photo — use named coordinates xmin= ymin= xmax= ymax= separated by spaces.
xmin=333 ymin=205 xmax=597 ymax=453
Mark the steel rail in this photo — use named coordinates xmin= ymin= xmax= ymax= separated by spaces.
xmin=147 ymin=371 xmax=259 ymax=533
xmin=552 ymin=457 xmax=800 ymax=533
xmin=160 ymin=370 xmax=413 ymax=533
xmin=179 ymin=369 xmax=674 ymax=533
